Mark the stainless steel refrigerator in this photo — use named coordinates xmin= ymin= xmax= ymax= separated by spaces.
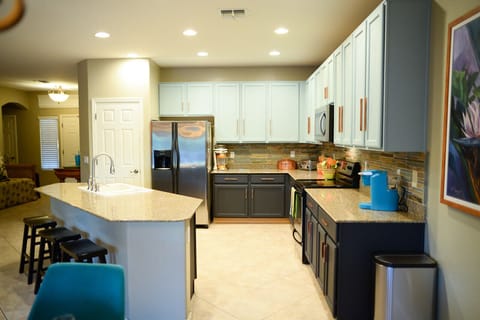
xmin=151 ymin=120 xmax=212 ymax=226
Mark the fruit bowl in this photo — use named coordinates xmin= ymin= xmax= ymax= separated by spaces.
xmin=317 ymin=168 xmax=336 ymax=180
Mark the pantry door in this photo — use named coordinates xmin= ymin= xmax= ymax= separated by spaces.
xmin=92 ymin=98 xmax=143 ymax=186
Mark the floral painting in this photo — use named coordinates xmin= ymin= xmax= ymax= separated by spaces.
xmin=441 ymin=6 xmax=480 ymax=216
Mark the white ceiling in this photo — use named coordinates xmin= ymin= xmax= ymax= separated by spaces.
xmin=0 ymin=0 xmax=381 ymax=92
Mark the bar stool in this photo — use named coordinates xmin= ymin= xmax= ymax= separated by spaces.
xmin=34 ymin=227 xmax=82 ymax=294
xmin=60 ymin=239 xmax=108 ymax=263
xmin=19 ymin=216 xmax=57 ymax=284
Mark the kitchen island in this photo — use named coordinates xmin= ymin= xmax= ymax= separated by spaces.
xmin=36 ymin=183 xmax=202 ymax=320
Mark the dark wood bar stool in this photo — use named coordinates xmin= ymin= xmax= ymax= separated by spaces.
xmin=19 ymin=216 xmax=57 ymax=284
xmin=60 ymin=239 xmax=108 ymax=263
xmin=34 ymin=227 xmax=82 ymax=294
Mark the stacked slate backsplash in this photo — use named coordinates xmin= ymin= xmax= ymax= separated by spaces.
xmin=222 ymin=143 xmax=426 ymax=219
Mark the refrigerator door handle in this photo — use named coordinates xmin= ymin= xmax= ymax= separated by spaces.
xmin=172 ymin=123 xmax=180 ymax=193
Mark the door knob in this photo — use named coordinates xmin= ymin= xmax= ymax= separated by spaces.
xmin=130 ymin=169 xmax=139 ymax=174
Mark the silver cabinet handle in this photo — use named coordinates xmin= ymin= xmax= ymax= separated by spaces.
xmin=260 ymin=178 xmax=275 ymax=181
xmin=223 ymin=177 xmax=239 ymax=181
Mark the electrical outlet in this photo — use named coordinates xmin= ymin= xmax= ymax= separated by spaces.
xmin=83 ymin=156 xmax=89 ymax=164
xmin=290 ymin=151 xmax=295 ymax=158
xmin=230 ymin=151 xmax=235 ymax=159
xmin=412 ymin=170 xmax=418 ymax=188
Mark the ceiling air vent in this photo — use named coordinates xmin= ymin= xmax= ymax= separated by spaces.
xmin=220 ymin=9 xmax=246 ymax=18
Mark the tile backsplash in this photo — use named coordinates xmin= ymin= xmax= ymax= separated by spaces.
xmin=221 ymin=143 xmax=426 ymax=219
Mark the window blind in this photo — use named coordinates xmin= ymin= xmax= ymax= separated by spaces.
xmin=39 ymin=117 xmax=59 ymax=169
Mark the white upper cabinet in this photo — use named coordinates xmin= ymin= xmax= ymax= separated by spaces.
xmin=159 ymin=83 xmax=213 ymax=116
xmin=302 ymin=75 xmax=316 ymax=143
xmin=241 ymin=83 xmax=267 ymax=142
xmin=214 ymin=81 xmax=300 ymax=143
xmin=351 ymin=20 xmax=368 ymax=147
xmin=364 ymin=5 xmax=384 ymax=149
xmin=326 ymin=55 xmax=335 ymax=104
xmin=268 ymin=82 xmax=300 ymax=142
xmin=214 ymin=83 xmax=241 ymax=142
xmin=352 ymin=4 xmax=383 ymax=149
xmin=311 ymin=0 xmax=430 ymax=152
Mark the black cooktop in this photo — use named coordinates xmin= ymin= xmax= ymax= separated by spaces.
xmin=295 ymin=160 xmax=361 ymax=189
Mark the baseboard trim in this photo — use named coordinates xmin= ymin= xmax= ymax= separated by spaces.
xmin=213 ymin=217 xmax=290 ymax=224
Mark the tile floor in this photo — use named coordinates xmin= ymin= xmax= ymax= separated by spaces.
xmin=0 ymin=197 xmax=333 ymax=320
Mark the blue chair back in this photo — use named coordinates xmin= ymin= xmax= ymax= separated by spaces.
xmin=28 ymin=262 xmax=125 ymax=320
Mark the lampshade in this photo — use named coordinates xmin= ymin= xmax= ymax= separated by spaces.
xmin=48 ymin=86 xmax=69 ymax=103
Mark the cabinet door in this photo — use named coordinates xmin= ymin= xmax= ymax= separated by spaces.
xmin=159 ymin=83 xmax=184 ymax=115
xmin=213 ymin=184 xmax=248 ymax=217
xmin=316 ymin=224 xmax=327 ymax=291
xmin=242 ymin=83 xmax=267 ymax=142
xmin=352 ymin=22 xmax=367 ymax=146
xmin=214 ymin=83 xmax=241 ymax=142
xmin=341 ymin=35 xmax=354 ymax=146
xmin=325 ymin=235 xmax=337 ymax=314
xmin=326 ymin=55 xmax=335 ymax=104
xmin=364 ymin=4 xmax=384 ymax=149
xmin=304 ymin=76 xmax=316 ymax=142
xmin=186 ymin=83 xmax=213 ymax=115
xmin=304 ymin=207 xmax=314 ymax=264
xmin=250 ymin=184 xmax=285 ymax=217
xmin=333 ymin=46 xmax=343 ymax=145
xmin=316 ymin=64 xmax=327 ymax=107
xmin=269 ymin=82 xmax=299 ymax=142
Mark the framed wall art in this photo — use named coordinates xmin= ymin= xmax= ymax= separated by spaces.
xmin=441 ymin=6 xmax=480 ymax=216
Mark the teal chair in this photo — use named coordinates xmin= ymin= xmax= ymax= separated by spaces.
xmin=28 ymin=262 xmax=125 ymax=320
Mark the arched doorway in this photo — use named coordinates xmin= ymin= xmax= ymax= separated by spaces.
xmin=1 ymin=102 xmax=27 ymax=164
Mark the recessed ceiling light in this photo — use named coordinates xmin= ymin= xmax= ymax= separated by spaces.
xmin=269 ymin=50 xmax=280 ymax=56
xmin=274 ymin=27 xmax=289 ymax=35
xmin=183 ymin=29 xmax=198 ymax=36
xmin=197 ymin=51 xmax=208 ymax=57
xmin=95 ymin=31 xmax=110 ymax=39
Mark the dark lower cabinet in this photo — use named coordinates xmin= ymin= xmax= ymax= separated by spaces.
xmin=250 ymin=184 xmax=285 ymax=217
xmin=304 ymin=194 xmax=425 ymax=320
xmin=213 ymin=184 xmax=248 ymax=217
xmin=213 ymin=174 xmax=286 ymax=218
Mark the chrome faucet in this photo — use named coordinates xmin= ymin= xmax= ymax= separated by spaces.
xmin=88 ymin=153 xmax=115 ymax=191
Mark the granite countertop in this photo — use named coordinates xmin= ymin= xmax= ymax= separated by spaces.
xmin=306 ymin=189 xmax=424 ymax=223
xmin=211 ymin=168 xmax=322 ymax=180
xmin=36 ymin=183 xmax=202 ymax=222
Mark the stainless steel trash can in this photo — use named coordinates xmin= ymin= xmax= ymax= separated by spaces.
xmin=374 ymin=254 xmax=437 ymax=320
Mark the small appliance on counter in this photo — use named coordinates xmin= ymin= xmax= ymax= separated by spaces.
xmin=213 ymin=145 xmax=228 ymax=170
xmin=359 ymin=170 xmax=398 ymax=211
xmin=297 ymin=159 xmax=317 ymax=171
xmin=277 ymin=159 xmax=297 ymax=170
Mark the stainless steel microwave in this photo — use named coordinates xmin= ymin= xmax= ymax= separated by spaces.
xmin=314 ymin=104 xmax=334 ymax=142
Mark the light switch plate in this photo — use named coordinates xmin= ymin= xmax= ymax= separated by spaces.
xmin=290 ymin=151 xmax=295 ymax=158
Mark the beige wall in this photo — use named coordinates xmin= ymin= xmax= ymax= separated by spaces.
xmin=427 ymin=1 xmax=480 ymax=318
xmin=159 ymin=66 xmax=315 ymax=82
xmin=77 ymin=58 xmax=158 ymax=186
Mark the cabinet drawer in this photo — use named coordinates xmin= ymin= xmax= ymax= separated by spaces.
xmin=317 ymin=206 xmax=337 ymax=242
xmin=214 ymin=174 xmax=248 ymax=184
xmin=250 ymin=174 xmax=285 ymax=184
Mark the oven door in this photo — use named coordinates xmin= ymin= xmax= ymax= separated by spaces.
xmin=314 ymin=104 xmax=333 ymax=142
xmin=289 ymin=185 xmax=303 ymax=245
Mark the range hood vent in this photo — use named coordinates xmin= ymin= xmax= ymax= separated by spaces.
xmin=220 ymin=9 xmax=246 ymax=18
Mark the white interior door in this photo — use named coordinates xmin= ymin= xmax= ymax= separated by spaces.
xmin=2 ymin=115 xmax=18 ymax=164
xmin=60 ymin=114 xmax=80 ymax=167
xmin=92 ymin=98 xmax=143 ymax=186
